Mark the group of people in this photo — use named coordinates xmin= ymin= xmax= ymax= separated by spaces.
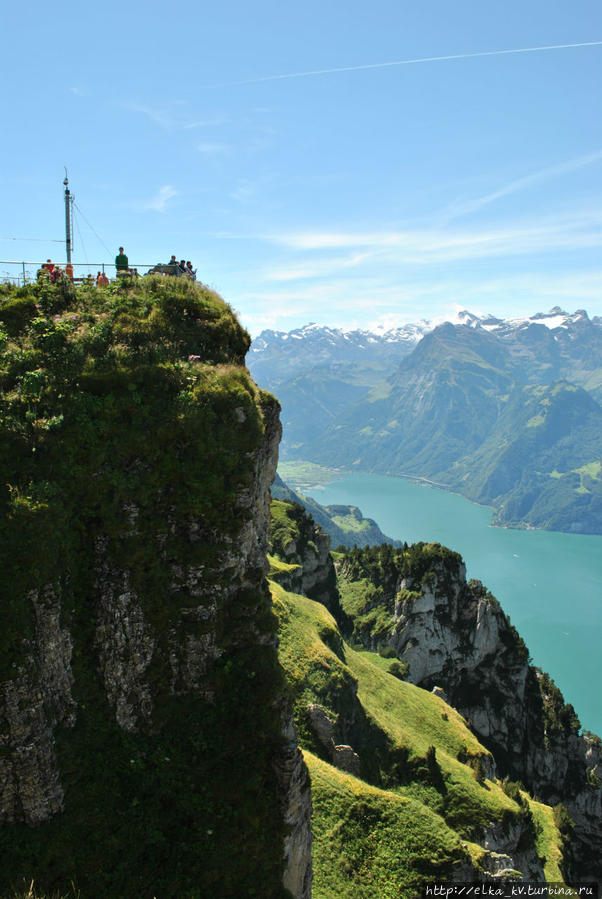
xmin=39 ymin=259 xmax=111 ymax=286
xmin=166 ymin=255 xmax=196 ymax=280
xmin=39 ymin=259 xmax=74 ymax=282
xmin=37 ymin=247 xmax=198 ymax=285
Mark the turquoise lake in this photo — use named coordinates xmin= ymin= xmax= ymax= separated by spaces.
xmin=305 ymin=473 xmax=602 ymax=737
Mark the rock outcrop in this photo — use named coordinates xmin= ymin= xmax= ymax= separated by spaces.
xmin=337 ymin=544 xmax=602 ymax=879
xmin=306 ymin=703 xmax=361 ymax=777
xmin=0 ymin=585 xmax=76 ymax=825
xmin=269 ymin=499 xmax=345 ymax=621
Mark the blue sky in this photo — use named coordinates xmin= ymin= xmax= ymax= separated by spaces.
xmin=2 ymin=0 xmax=601 ymax=334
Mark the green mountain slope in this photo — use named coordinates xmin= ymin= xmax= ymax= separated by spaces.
xmin=272 ymin=581 xmax=565 ymax=892
xmin=331 ymin=541 xmax=602 ymax=877
xmin=267 ymin=491 xmax=600 ymax=882
xmin=451 ymin=381 xmax=602 ymax=531
xmin=271 ymin=474 xmax=402 ymax=548
xmin=308 ymin=324 xmax=602 ymax=534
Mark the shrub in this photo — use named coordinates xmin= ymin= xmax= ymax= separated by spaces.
xmin=387 ymin=659 xmax=409 ymax=681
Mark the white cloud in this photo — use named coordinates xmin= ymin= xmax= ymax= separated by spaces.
xmin=443 ymin=151 xmax=602 ymax=221
xmin=218 ymin=41 xmax=602 ymax=87
xmin=184 ymin=116 xmax=231 ymax=130
xmin=122 ymin=102 xmax=176 ymax=128
xmin=146 ymin=185 xmax=179 ymax=212
xmin=263 ymin=212 xmax=602 ymax=267
xmin=197 ymin=141 xmax=229 ymax=154
xmin=229 ymin=179 xmax=260 ymax=203
xmin=264 ymin=251 xmax=373 ymax=282
xmin=121 ymin=102 xmax=228 ymax=132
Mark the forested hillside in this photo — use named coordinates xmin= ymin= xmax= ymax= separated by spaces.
xmin=249 ymin=309 xmax=602 ymax=534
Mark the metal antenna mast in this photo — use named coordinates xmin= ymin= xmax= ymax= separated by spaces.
xmin=63 ymin=168 xmax=74 ymax=263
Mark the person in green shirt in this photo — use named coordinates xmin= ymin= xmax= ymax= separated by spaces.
xmin=115 ymin=247 xmax=129 ymax=275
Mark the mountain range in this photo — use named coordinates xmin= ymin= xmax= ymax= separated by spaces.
xmin=248 ymin=308 xmax=602 ymax=534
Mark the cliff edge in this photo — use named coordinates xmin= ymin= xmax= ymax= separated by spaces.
xmin=0 ymin=277 xmax=311 ymax=898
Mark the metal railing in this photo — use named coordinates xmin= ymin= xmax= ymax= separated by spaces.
xmin=0 ymin=260 xmax=172 ymax=286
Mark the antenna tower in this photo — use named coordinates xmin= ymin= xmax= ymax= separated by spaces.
xmin=63 ymin=169 xmax=74 ymax=263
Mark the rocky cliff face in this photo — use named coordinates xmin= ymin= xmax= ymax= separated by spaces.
xmin=0 ymin=277 xmax=311 ymax=898
xmin=0 ymin=584 xmax=76 ymax=825
xmin=337 ymin=545 xmax=602 ymax=879
xmin=269 ymin=499 xmax=344 ymax=621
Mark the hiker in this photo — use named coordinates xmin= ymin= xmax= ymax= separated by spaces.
xmin=178 ymin=259 xmax=188 ymax=276
xmin=186 ymin=261 xmax=196 ymax=280
xmin=42 ymin=259 xmax=55 ymax=281
xmin=96 ymin=271 xmax=109 ymax=286
xmin=115 ymin=247 xmax=129 ymax=275
xmin=166 ymin=255 xmax=178 ymax=275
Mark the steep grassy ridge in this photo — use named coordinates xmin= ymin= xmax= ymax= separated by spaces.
xmin=272 ymin=582 xmax=560 ymax=892
xmin=306 ymin=752 xmax=470 ymax=899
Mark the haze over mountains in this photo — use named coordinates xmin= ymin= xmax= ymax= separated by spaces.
xmin=249 ymin=308 xmax=602 ymax=534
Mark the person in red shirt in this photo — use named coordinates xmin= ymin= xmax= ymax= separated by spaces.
xmin=42 ymin=259 xmax=55 ymax=281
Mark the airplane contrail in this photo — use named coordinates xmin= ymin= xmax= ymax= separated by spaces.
xmin=233 ymin=40 xmax=602 ymax=85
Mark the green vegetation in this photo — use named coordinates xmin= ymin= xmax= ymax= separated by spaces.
xmin=339 ymin=541 xmax=463 ymax=592
xmin=272 ymin=581 xmax=556 ymax=891
xmin=277 ymin=460 xmax=339 ymax=490
xmin=335 ymin=542 xmax=463 ymax=650
xmin=334 ymin=542 xmax=530 ymax=666
xmin=1 ymin=884 xmax=80 ymax=899
xmin=271 ymin=473 xmax=401 ymax=548
xmin=267 ymin=552 xmax=301 ymax=578
xmin=539 ymin=671 xmax=581 ymax=741
xmin=575 ymin=460 xmax=601 ymax=479
xmin=270 ymin=499 xmax=303 ymax=555
xmin=307 ymin=752 xmax=470 ymax=899
xmin=527 ymin=799 xmax=566 ymax=882
xmin=328 ymin=507 xmax=382 ymax=534
xmin=0 ymin=278 xmax=290 ymax=898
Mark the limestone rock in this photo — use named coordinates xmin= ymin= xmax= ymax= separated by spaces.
xmin=333 ymin=745 xmax=361 ymax=777
xmin=480 ymin=820 xmax=544 ymax=880
xmin=387 ymin=563 xmax=602 ymax=877
xmin=0 ymin=585 xmax=75 ymax=825
xmin=306 ymin=703 xmax=336 ymax=754
xmin=431 ymin=685 xmax=449 ymax=703
xmin=269 ymin=504 xmax=343 ymax=618
xmin=278 ymin=713 xmax=313 ymax=899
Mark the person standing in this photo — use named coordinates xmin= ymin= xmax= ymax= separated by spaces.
xmin=42 ymin=259 xmax=55 ymax=281
xmin=115 ymin=247 xmax=129 ymax=275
